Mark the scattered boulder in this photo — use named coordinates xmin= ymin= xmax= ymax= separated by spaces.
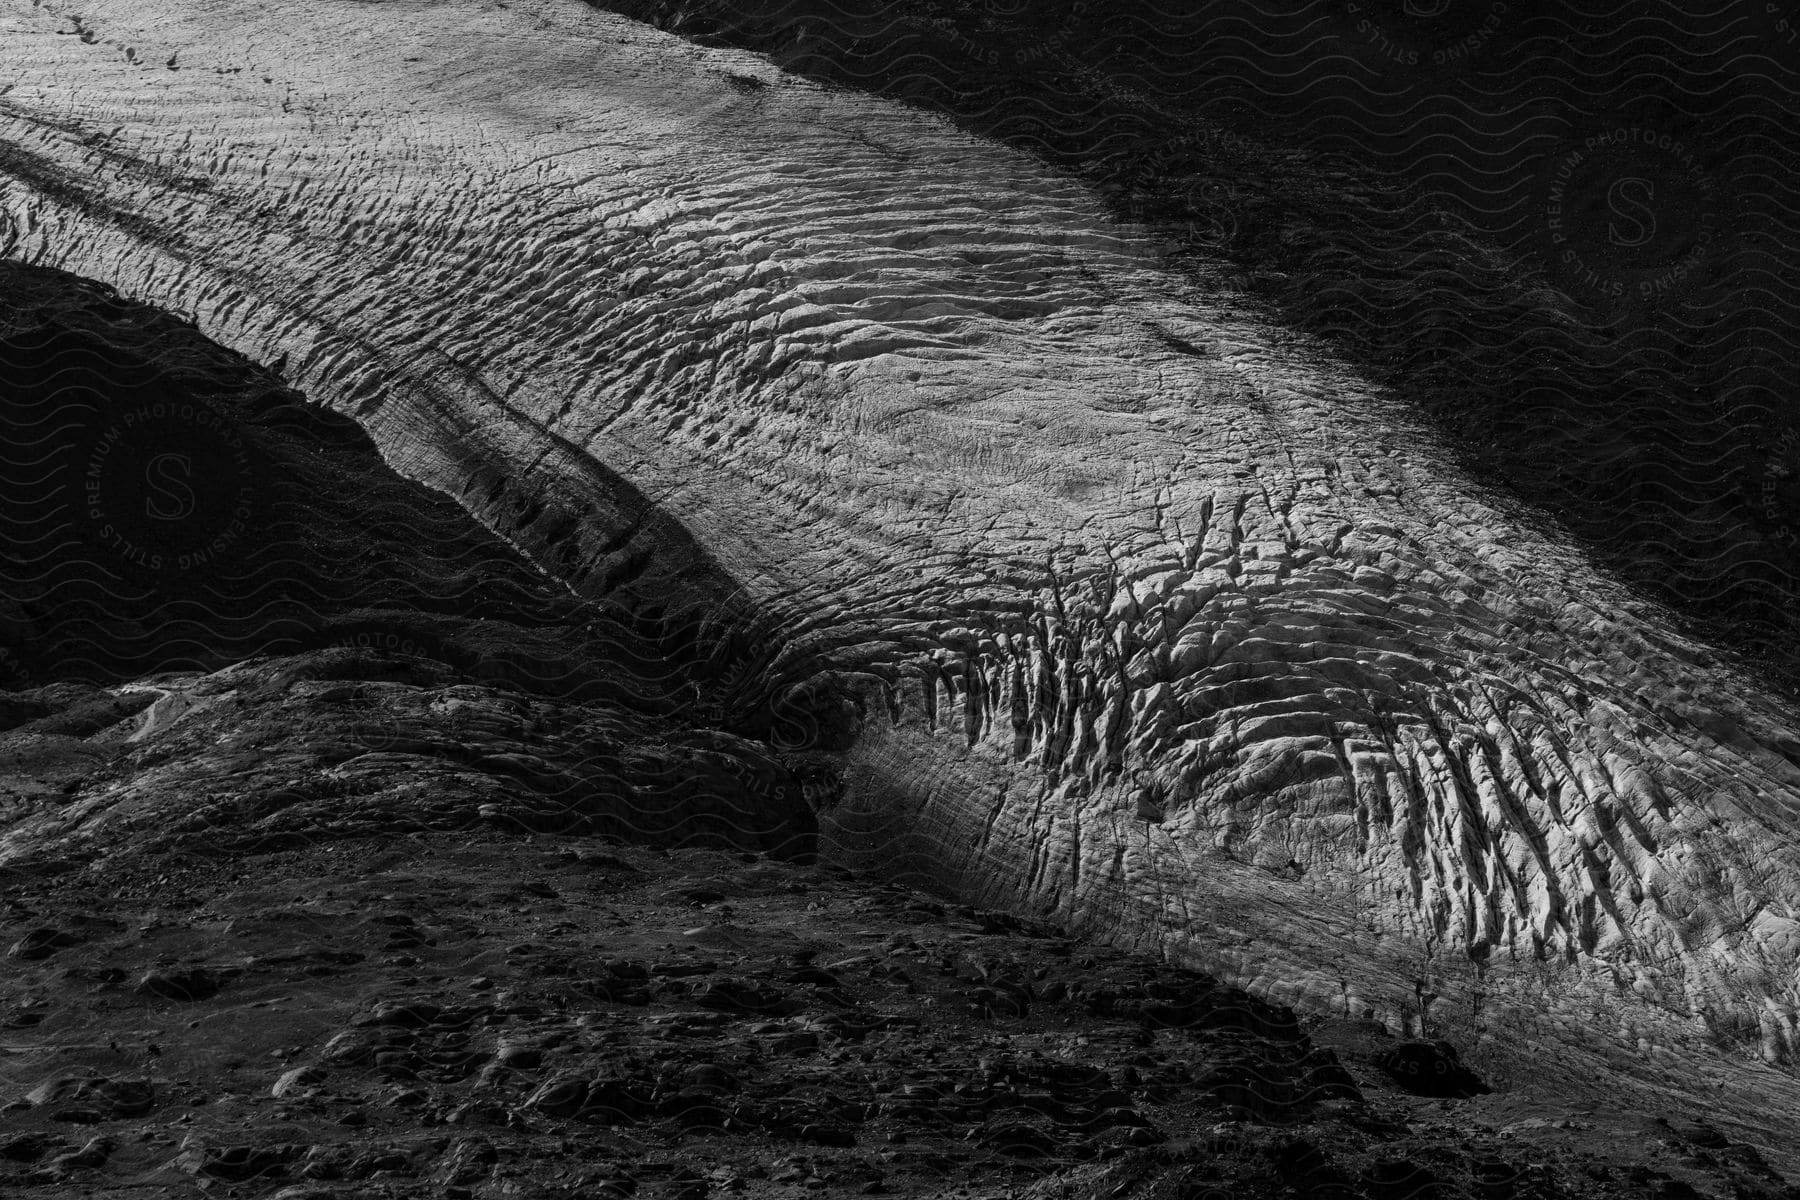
xmin=691 ymin=977 xmax=796 ymax=1016
xmin=319 ymin=1027 xmax=400 ymax=1067
xmin=526 ymin=1073 xmax=655 ymax=1124
xmin=494 ymin=1041 xmax=543 ymax=1069
xmin=974 ymin=1122 xmax=1060 ymax=1157
xmin=1373 ymin=1041 xmax=1491 ymax=1099
xmin=526 ymin=1073 xmax=589 ymax=1118
xmin=681 ymin=1064 xmax=740 ymax=1093
xmin=271 ymin=1066 xmax=327 ymax=1099
xmin=41 ymin=1135 xmax=113 ymax=1176
xmin=135 ymin=967 xmax=223 ymax=1002
xmin=356 ymin=999 xmax=442 ymax=1028
xmin=176 ymin=1142 xmax=293 ymax=1182
xmin=1658 ymin=1115 xmax=1731 ymax=1149
xmin=25 ymin=1073 xmax=154 ymax=1117
xmin=434 ymin=1137 xmax=498 ymax=1186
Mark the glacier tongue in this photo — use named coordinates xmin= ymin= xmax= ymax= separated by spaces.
xmin=6 ymin=0 xmax=1800 ymax=1163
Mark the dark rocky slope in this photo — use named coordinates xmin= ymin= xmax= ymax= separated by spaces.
xmin=7 ymin=772 xmax=1797 ymax=1200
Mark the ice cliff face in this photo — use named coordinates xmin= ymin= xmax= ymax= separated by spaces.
xmin=6 ymin=0 xmax=1800 ymax=1147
